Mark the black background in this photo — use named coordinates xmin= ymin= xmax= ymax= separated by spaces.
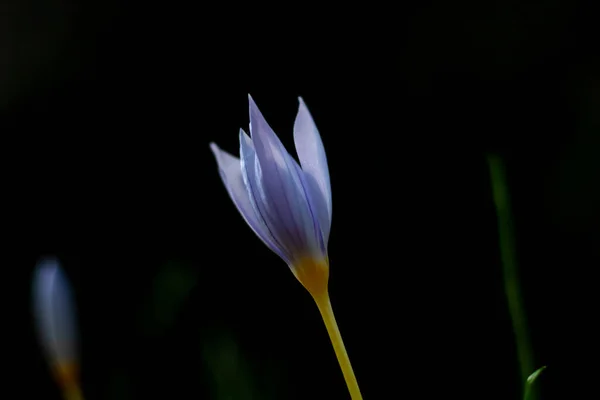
xmin=3 ymin=1 xmax=598 ymax=399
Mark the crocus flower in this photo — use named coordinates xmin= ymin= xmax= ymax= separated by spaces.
xmin=210 ymin=95 xmax=362 ymax=399
xmin=32 ymin=257 xmax=85 ymax=400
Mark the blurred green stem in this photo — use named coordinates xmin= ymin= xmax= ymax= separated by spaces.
xmin=487 ymin=155 xmax=536 ymax=399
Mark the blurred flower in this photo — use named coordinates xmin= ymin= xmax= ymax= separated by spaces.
xmin=211 ymin=96 xmax=363 ymax=399
xmin=210 ymin=95 xmax=332 ymax=296
xmin=32 ymin=257 xmax=84 ymax=400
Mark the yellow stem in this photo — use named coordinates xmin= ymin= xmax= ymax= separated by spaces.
xmin=292 ymin=257 xmax=363 ymax=398
xmin=313 ymin=292 xmax=363 ymax=400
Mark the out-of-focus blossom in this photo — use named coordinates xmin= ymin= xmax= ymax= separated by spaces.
xmin=32 ymin=257 xmax=84 ymax=400
xmin=210 ymin=95 xmax=332 ymax=295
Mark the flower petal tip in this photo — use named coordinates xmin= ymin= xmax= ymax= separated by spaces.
xmin=297 ymin=97 xmax=310 ymax=117
xmin=238 ymin=128 xmax=251 ymax=146
xmin=248 ymin=94 xmax=259 ymax=111
xmin=210 ymin=143 xmax=230 ymax=164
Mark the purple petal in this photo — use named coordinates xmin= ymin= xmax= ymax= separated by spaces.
xmin=247 ymin=95 xmax=324 ymax=261
xmin=238 ymin=130 xmax=291 ymax=263
xmin=32 ymin=257 xmax=78 ymax=365
xmin=210 ymin=139 xmax=286 ymax=260
xmin=293 ymin=97 xmax=332 ymax=244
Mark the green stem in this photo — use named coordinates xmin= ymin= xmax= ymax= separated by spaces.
xmin=487 ymin=155 xmax=535 ymax=399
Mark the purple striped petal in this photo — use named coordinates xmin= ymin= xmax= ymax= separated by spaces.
xmin=293 ymin=97 xmax=332 ymax=244
xmin=238 ymin=129 xmax=291 ymax=263
xmin=32 ymin=257 xmax=78 ymax=366
xmin=241 ymin=128 xmax=298 ymax=260
xmin=210 ymin=139 xmax=286 ymax=261
xmin=247 ymin=95 xmax=324 ymax=262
